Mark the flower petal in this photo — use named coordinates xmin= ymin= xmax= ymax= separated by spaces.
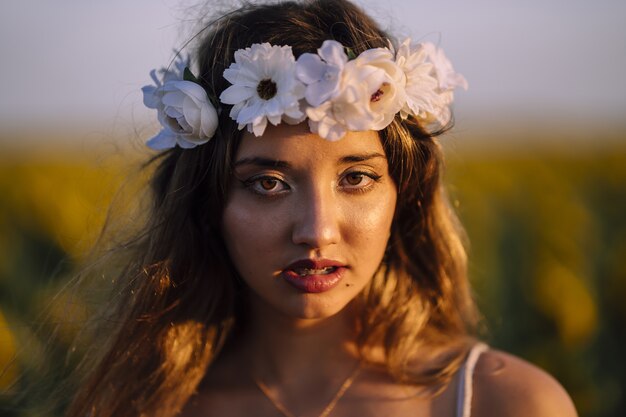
xmin=164 ymin=105 xmax=183 ymax=119
xmin=182 ymin=97 xmax=201 ymax=132
xmin=252 ymin=117 xmax=268 ymax=136
xmin=264 ymin=98 xmax=282 ymax=117
xmin=200 ymin=104 xmax=219 ymax=139
xmin=295 ymin=54 xmax=326 ymax=84
xmin=318 ymin=40 xmax=348 ymax=66
xmin=220 ymin=84 xmax=254 ymax=105
xmin=142 ymin=85 xmax=160 ymax=108
xmin=237 ymin=99 xmax=264 ymax=125
xmin=162 ymin=90 xmax=188 ymax=107
xmin=176 ymin=136 xmax=200 ymax=149
xmin=305 ymin=79 xmax=338 ymax=107
xmin=146 ymin=129 xmax=177 ymax=150
xmin=171 ymin=80 xmax=209 ymax=104
xmin=223 ymin=64 xmax=241 ymax=83
xmin=229 ymin=101 xmax=246 ymax=120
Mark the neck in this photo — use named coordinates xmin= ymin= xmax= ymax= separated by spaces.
xmin=236 ymin=296 xmax=360 ymax=386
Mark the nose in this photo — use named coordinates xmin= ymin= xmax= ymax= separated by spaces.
xmin=291 ymin=186 xmax=341 ymax=249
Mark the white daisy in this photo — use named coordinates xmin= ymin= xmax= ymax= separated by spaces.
xmin=219 ymin=43 xmax=306 ymax=136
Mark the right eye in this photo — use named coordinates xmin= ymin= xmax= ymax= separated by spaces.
xmin=243 ymin=175 xmax=290 ymax=196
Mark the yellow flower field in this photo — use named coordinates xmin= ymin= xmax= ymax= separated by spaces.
xmin=1 ymin=136 xmax=625 ymax=417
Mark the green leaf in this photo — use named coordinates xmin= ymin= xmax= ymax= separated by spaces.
xmin=183 ymin=67 xmax=199 ymax=83
xmin=345 ymin=47 xmax=357 ymax=60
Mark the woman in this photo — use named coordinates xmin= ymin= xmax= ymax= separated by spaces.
xmin=66 ymin=0 xmax=578 ymax=416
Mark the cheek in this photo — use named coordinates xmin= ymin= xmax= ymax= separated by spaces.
xmin=221 ymin=196 xmax=287 ymax=271
xmin=359 ymin=194 xmax=395 ymax=233
xmin=342 ymin=187 xmax=397 ymax=263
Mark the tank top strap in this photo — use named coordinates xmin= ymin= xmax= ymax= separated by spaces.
xmin=455 ymin=343 xmax=489 ymax=417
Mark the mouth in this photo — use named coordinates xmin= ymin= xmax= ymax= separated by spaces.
xmin=281 ymin=259 xmax=347 ymax=293
xmin=292 ymin=266 xmax=338 ymax=276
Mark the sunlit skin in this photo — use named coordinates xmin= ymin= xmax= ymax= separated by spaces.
xmin=222 ymin=122 xmax=397 ymax=321
xmin=184 ymin=123 xmax=579 ymax=417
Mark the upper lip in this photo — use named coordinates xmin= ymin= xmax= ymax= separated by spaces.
xmin=283 ymin=258 xmax=346 ymax=271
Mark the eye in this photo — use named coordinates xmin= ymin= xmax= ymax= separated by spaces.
xmin=344 ymin=173 xmax=366 ymax=186
xmin=339 ymin=171 xmax=382 ymax=192
xmin=243 ymin=175 xmax=290 ymax=196
xmin=259 ymin=178 xmax=279 ymax=190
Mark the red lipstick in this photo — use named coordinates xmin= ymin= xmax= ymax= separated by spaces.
xmin=281 ymin=259 xmax=346 ymax=293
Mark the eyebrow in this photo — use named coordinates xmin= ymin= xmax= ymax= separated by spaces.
xmin=234 ymin=157 xmax=292 ymax=169
xmin=233 ymin=152 xmax=386 ymax=168
xmin=338 ymin=152 xmax=386 ymax=164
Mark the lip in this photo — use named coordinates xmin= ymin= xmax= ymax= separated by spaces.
xmin=281 ymin=258 xmax=347 ymax=293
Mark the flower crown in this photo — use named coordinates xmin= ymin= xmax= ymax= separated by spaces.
xmin=142 ymin=39 xmax=467 ymax=150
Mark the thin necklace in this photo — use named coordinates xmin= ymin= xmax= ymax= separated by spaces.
xmin=254 ymin=361 xmax=362 ymax=417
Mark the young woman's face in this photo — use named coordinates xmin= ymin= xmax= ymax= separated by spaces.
xmin=222 ymin=123 xmax=397 ymax=320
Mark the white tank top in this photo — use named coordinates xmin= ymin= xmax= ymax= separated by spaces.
xmin=455 ymin=343 xmax=488 ymax=417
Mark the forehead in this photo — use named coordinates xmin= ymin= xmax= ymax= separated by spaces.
xmin=236 ymin=123 xmax=385 ymax=163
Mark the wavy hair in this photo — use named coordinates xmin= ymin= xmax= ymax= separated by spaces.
xmin=66 ymin=1 xmax=478 ymax=416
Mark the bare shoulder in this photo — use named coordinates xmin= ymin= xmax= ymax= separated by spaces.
xmin=471 ymin=349 xmax=578 ymax=417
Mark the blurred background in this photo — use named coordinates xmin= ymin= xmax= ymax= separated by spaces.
xmin=1 ymin=0 xmax=625 ymax=416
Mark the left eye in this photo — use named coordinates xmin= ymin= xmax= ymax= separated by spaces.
xmin=344 ymin=173 xmax=366 ymax=186
xmin=339 ymin=172 xmax=381 ymax=191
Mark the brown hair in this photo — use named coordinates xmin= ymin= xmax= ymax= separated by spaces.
xmin=65 ymin=1 xmax=478 ymax=416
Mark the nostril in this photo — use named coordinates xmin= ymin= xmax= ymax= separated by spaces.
xmin=291 ymin=211 xmax=341 ymax=248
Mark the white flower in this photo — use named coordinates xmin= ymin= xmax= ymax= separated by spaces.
xmin=296 ymin=40 xmax=347 ymax=107
xmin=352 ymin=47 xmax=406 ymax=130
xmin=422 ymin=42 xmax=468 ymax=92
xmin=306 ymin=80 xmax=377 ymax=141
xmin=394 ymin=39 xmax=468 ymax=126
xmin=219 ymin=43 xmax=306 ymax=137
xmin=423 ymin=42 xmax=468 ymax=125
xmin=424 ymin=43 xmax=468 ymax=125
xmin=394 ymin=39 xmax=440 ymax=120
xmin=306 ymin=47 xmax=406 ymax=140
xmin=142 ymin=56 xmax=218 ymax=150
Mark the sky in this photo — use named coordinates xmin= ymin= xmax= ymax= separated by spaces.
xmin=0 ymin=0 xmax=625 ymax=141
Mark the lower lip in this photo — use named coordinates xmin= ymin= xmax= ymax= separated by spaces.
xmin=281 ymin=268 xmax=346 ymax=293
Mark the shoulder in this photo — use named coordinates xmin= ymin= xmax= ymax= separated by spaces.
xmin=470 ymin=349 xmax=578 ymax=417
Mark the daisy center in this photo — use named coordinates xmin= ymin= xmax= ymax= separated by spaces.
xmin=257 ymin=78 xmax=278 ymax=100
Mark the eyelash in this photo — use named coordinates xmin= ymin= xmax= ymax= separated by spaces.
xmin=241 ymin=175 xmax=290 ymax=197
xmin=339 ymin=171 xmax=382 ymax=193
xmin=241 ymin=171 xmax=382 ymax=197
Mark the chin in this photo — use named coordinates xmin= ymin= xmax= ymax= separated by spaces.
xmin=259 ymin=290 xmax=356 ymax=322
xmin=290 ymin=298 xmax=351 ymax=320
